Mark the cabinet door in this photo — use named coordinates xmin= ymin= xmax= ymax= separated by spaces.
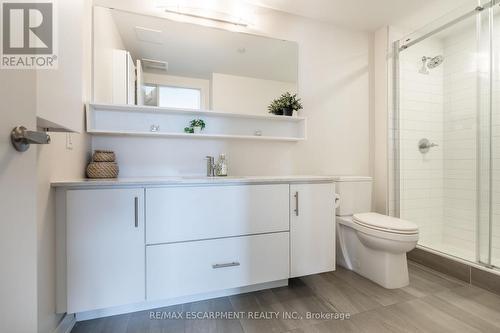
xmin=290 ymin=183 xmax=335 ymax=277
xmin=66 ymin=188 xmax=145 ymax=313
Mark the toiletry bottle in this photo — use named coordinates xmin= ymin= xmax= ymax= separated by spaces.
xmin=216 ymin=154 xmax=228 ymax=176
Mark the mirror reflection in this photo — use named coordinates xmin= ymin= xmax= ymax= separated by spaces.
xmin=93 ymin=6 xmax=298 ymax=115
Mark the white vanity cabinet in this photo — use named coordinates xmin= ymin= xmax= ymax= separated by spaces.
xmin=55 ymin=177 xmax=335 ymax=318
xmin=290 ymin=183 xmax=335 ymax=277
xmin=65 ymin=188 xmax=145 ymax=313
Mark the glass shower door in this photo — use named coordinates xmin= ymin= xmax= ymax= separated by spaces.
xmin=395 ymin=2 xmax=493 ymax=264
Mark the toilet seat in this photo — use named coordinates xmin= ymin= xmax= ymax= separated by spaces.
xmin=337 ymin=215 xmax=419 ymax=242
xmin=353 ymin=213 xmax=418 ymax=235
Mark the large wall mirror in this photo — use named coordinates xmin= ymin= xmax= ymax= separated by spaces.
xmin=92 ymin=6 xmax=298 ymax=115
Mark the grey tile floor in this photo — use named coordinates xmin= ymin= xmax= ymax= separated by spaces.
xmin=72 ymin=261 xmax=500 ymax=333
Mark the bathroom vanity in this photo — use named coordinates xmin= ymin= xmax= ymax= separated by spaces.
xmin=63 ymin=4 xmax=337 ymax=320
xmin=53 ymin=176 xmax=335 ymax=319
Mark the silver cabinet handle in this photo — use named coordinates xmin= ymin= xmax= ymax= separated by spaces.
xmin=134 ymin=197 xmax=139 ymax=228
xmin=294 ymin=191 xmax=299 ymax=216
xmin=212 ymin=262 xmax=240 ymax=269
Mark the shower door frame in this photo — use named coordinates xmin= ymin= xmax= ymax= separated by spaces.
xmin=390 ymin=0 xmax=498 ymax=269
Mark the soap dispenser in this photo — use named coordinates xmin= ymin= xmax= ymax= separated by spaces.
xmin=216 ymin=153 xmax=228 ymax=176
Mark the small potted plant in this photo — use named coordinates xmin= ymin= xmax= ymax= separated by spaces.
xmin=184 ymin=118 xmax=206 ymax=134
xmin=268 ymin=92 xmax=303 ymax=116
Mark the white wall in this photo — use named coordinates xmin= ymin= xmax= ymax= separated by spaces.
xmin=143 ymin=72 xmax=210 ymax=109
xmin=93 ymin=6 xmax=126 ymax=104
xmin=35 ymin=1 xmax=86 ymax=132
xmin=211 ymin=73 xmax=296 ymax=115
xmin=37 ymin=1 xmax=92 ymax=333
xmin=286 ymin=12 xmax=371 ymax=176
xmin=92 ymin=4 xmax=373 ymax=178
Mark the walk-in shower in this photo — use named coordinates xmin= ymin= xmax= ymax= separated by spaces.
xmin=392 ymin=0 xmax=500 ymax=270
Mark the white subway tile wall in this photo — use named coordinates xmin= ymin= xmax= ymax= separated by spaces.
xmin=442 ymin=28 xmax=477 ymax=261
xmin=399 ymin=38 xmax=445 ymax=248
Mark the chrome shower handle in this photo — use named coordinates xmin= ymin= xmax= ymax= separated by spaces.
xmin=418 ymin=138 xmax=438 ymax=154
xmin=420 ymin=142 xmax=438 ymax=148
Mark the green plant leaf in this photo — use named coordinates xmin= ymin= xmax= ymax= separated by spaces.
xmin=267 ymin=91 xmax=303 ymax=114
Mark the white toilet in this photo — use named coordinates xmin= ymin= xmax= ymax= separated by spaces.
xmin=334 ymin=176 xmax=419 ymax=289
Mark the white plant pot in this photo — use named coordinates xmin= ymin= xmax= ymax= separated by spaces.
xmin=193 ymin=126 xmax=202 ymax=134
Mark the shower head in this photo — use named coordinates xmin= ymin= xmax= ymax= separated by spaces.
xmin=427 ymin=55 xmax=444 ymax=69
xmin=419 ymin=55 xmax=444 ymax=74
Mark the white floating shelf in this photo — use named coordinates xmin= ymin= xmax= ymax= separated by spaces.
xmin=86 ymin=104 xmax=307 ymax=141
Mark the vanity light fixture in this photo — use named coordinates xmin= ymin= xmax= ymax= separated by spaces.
xmin=163 ymin=8 xmax=248 ymax=27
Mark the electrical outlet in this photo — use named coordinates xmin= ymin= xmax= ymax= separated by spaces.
xmin=66 ymin=133 xmax=73 ymax=150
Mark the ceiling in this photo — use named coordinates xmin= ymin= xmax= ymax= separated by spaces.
xmin=94 ymin=0 xmax=477 ymax=31
xmin=97 ymin=0 xmax=473 ymax=32
xmin=244 ymin=0 xmax=470 ymax=31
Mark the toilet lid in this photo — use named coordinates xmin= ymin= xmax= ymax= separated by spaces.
xmin=353 ymin=213 xmax=418 ymax=234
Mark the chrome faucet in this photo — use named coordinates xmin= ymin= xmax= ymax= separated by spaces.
xmin=206 ymin=156 xmax=216 ymax=177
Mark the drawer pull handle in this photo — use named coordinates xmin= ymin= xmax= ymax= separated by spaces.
xmin=134 ymin=197 xmax=139 ymax=228
xmin=294 ymin=191 xmax=299 ymax=216
xmin=212 ymin=262 xmax=240 ymax=269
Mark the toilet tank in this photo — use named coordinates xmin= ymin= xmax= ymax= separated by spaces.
xmin=334 ymin=176 xmax=372 ymax=216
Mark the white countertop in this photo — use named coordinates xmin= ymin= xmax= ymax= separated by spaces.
xmin=51 ymin=175 xmax=336 ymax=188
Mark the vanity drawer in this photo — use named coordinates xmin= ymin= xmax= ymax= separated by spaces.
xmin=145 ymin=184 xmax=289 ymax=244
xmin=146 ymin=232 xmax=289 ymax=300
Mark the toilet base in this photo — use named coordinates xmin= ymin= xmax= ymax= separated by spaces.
xmin=336 ymin=220 xmax=415 ymax=289
xmin=355 ymin=249 xmax=409 ymax=289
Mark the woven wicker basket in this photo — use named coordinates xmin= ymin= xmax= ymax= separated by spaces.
xmin=86 ymin=162 xmax=119 ymax=179
xmin=93 ymin=150 xmax=116 ymax=162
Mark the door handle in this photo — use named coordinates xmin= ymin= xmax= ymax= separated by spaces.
xmin=134 ymin=197 xmax=139 ymax=228
xmin=11 ymin=126 xmax=51 ymax=152
xmin=294 ymin=191 xmax=299 ymax=216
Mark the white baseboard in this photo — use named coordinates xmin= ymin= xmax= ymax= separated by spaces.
xmin=75 ymin=279 xmax=288 ymax=321
xmin=53 ymin=313 xmax=76 ymax=333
